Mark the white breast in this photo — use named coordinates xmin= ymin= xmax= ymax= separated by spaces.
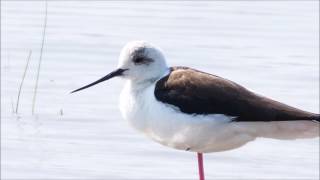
xmin=119 ymin=80 xmax=250 ymax=152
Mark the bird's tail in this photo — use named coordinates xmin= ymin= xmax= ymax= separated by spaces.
xmin=311 ymin=114 xmax=320 ymax=123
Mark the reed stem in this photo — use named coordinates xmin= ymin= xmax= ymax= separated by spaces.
xmin=15 ymin=50 xmax=32 ymax=114
xmin=32 ymin=1 xmax=48 ymax=115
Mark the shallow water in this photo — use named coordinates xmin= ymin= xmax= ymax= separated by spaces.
xmin=1 ymin=1 xmax=319 ymax=179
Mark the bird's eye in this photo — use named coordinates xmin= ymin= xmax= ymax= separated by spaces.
xmin=133 ymin=57 xmax=144 ymax=64
xmin=133 ymin=57 xmax=154 ymax=65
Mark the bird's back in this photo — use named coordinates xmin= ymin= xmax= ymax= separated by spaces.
xmin=155 ymin=66 xmax=319 ymax=122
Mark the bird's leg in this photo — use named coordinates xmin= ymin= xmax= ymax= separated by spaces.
xmin=197 ymin=152 xmax=205 ymax=180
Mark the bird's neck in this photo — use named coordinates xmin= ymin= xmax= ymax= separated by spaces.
xmin=126 ymin=78 xmax=156 ymax=94
xmin=127 ymin=68 xmax=170 ymax=94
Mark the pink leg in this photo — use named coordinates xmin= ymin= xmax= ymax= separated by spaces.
xmin=197 ymin=153 xmax=205 ymax=180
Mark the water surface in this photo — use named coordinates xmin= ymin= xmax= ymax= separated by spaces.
xmin=1 ymin=1 xmax=319 ymax=179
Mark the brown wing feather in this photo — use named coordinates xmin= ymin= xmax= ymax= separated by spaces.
xmin=155 ymin=67 xmax=319 ymax=122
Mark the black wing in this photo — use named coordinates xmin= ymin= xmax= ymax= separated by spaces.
xmin=154 ymin=67 xmax=319 ymax=122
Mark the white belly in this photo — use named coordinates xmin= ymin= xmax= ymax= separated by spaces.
xmin=119 ymin=81 xmax=319 ymax=153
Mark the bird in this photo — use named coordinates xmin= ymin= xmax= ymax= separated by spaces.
xmin=71 ymin=41 xmax=319 ymax=180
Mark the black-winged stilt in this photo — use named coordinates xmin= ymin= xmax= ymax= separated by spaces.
xmin=72 ymin=41 xmax=319 ymax=180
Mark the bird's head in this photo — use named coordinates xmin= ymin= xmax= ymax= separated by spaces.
xmin=117 ymin=41 xmax=168 ymax=82
xmin=71 ymin=41 xmax=168 ymax=93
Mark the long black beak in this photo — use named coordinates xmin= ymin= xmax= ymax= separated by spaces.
xmin=71 ymin=68 xmax=126 ymax=94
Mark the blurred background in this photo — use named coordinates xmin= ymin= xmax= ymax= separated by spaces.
xmin=1 ymin=1 xmax=319 ymax=179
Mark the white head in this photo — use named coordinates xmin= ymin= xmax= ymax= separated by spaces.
xmin=118 ymin=41 xmax=168 ymax=82
xmin=71 ymin=41 xmax=169 ymax=93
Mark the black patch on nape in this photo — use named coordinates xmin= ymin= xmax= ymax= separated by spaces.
xmin=132 ymin=48 xmax=154 ymax=65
